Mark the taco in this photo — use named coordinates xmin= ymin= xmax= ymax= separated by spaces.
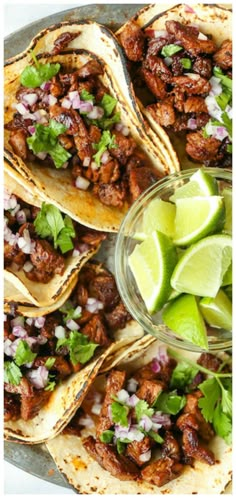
xmin=4 ymin=261 xmax=144 ymax=443
xmin=46 ymin=336 xmax=232 ymax=494
xmin=4 ymin=21 xmax=179 ymax=233
xmin=117 ymin=3 xmax=232 ymax=169
xmin=4 ymin=165 xmax=105 ymax=307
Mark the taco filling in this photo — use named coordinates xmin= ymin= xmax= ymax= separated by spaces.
xmin=4 ymin=189 xmax=106 ymax=284
xmin=119 ymin=18 xmax=232 ymax=167
xmin=4 ymin=261 xmax=132 ymax=422
xmin=5 ymin=33 xmax=160 ymax=209
xmin=63 ymin=346 xmax=232 ymax=487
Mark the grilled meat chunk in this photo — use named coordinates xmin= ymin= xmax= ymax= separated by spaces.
xmin=105 ymin=301 xmax=132 ymax=331
xmin=182 ymin=427 xmax=215 ymax=465
xmin=96 ymin=370 xmax=126 ymax=438
xmin=141 ymin=457 xmax=183 ymax=487
xmin=213 ymin=39 xmax=232 ymax=70
xmin=29 ymin=239 xmax=65 ymax=282
xmin=93 ymin=182 xmax=127 ymax=208
xmin=141 ymin=67 xmax=167 ymax=99
xmin=166 ymin=20 xmax=217 ymax=56
xmin=126 ymin=436 xmax=153 ymax=467
xmin=52 ymin=32 xmax=80 ymax=54
xmin=183 ymin=96 xmax=208 ymax=114
xmin=120 ymin=21 xmax=145 ymax=62
xmin=129 ymin=167 xmax=159 ymax=202
xmin=84 ymin=436 xmax=139 ymax=480
xmin=136 ymin=379 xmax=164 ymax=406
xmin=147 ymin=100 xmax=176 ymax=127
xmin=186 ymin=131 xmax=223 ymax=163
xmin=192 ymin=56 xmax=212 ymax=79
xmin=82 ymin=314 xmax=111 ymax=346
xmin=9 ymin=129 xmax=28 ymax=159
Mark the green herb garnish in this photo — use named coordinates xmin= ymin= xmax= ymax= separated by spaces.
xmin=111 ymin=401 xmax=129 ymax=427
xmin=4 ymin=361 xmax=22 ymax=385
xmin=100 ymin=430 xmax=115 ymax=443
xmin=34 ymin=202 xmax=76 ymax=253
xmin=20 ymin=50 xmax=60 ymax=88
xmin=56 ymin=331 xmax=98 ymax=365
xmin=161 ymin=44 xmax=183 ymax=57
xmin=180 ymin=58 xmax=192 ymax=69
xmin=27 ymin=119 xmax=72 ymax=169
xmin=92 ymin=130 xmax=117 ymax=166
xmin=153 ymin=391 xmax=186 ymax=415
xmin=14 ymin=340 xmax=37 ymax=366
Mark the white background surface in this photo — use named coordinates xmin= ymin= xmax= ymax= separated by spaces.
xmin=4 ymin=3 xmax=85 ymax=495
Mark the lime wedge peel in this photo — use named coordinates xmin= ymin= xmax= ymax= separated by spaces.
xmin=173 ymin=196 xmax=225 ymax=246
xmin=162 ymin=294 xmax=208 ymax=350
xmin=170 ymin=168 xmax=219 ymax=202
xmin=199 ymin=289 xmax=232 ymax=331
xmin=171 ymin=234 xmax=232 ymax=298
xmin=128 ymin=231 xmax=177 ymax=314
xmin=222 ymin=188 xmax=232 ymax=234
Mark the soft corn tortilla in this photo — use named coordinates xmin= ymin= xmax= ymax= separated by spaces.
xmin=4 ymin=21 xmax=179 ymax=233
xmin=46 ymin=337 xmax=232 ymax=494
xmin=4 ymin=320 xmax=144 ymax=444
xmin=116 ymin=3 xmax=232 ymax=170
xmin=4 ymin=164 xmax=100 ymax=307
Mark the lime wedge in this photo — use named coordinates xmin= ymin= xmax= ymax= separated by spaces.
xmin=173 ymin=196 xmax=225 ymax=246
xmin=199 ymin=289 xmax=232 ymax=331
xmin=224 ymin=285 xmax=232 ymax=301
xmin=170 ymin=168 xmax=219 ymax=202
xmin=142 ymin=198 xmax=176 ymax=238
xmin=222 ymin=188 xmax=232 ymax=234
xmin=171 ymin=234 xmax=232 ymax=297
xmin=222 ymin=262 xmax=232 ymax=286
xmin=128 ymin=231 xmax=177 ymax=313
xmin=162 ymin=294 xmax=208 ymax=349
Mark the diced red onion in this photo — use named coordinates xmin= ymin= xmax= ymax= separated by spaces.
xmin=152 ymin=412 xmax=171 ymax=427
xmin=139 ymin=450 xmax=152 ymax=463
xmin=17 ymin=229 xmax=35 ymax=254
xmin=26 ymin=366 xmax=49 ymax=389
xmin=121 ymin=126 xmax=129 ymax=136
xmin=91 ymin=161 xmax=99 ymax=171
xmin=16 ymin=209 xmax=27 ymax=225
xmin=4 ymin=314 xmax=7 ymax=322
xmin=83 ymin=156 xmax=91 ymax=167
xmin=73 ymin=305 xmax=82 ymax=317
xmin=101 ymin=151 xmax=111 ymax=164
xmin=115 ymin=123 xmax=123 ymax=132
xmin=146 ymin=29 xmax=168 ymax=38
xmin=11 ymin=316 xmax=24 ymax=328
xmin=139 ymin=415 xmax=153 ymax=432
xmin=117 ymin=389 xmax=130 ymax=404
xmin=61 ymin=98 xmax=72 ymax=109
xmin=12 ymin=325 xmax=28 ymax=338
xmin=69 ymin=90 xmax=79 ymax=101
xmin=115 ymin=425 xmax=144 ymax=442
xmin=4 ymin=339 xmax=13 ymax=356
xmin=91 ymin=403 xmax=102 ymax=415
xmin=87 ymin=106 xmax=104 ymax=120
xmin=205 ymin=96 xmax=222 ymax=120
xmin=151 ymin=358 xmax=161 ymax=373
xmin=40 ymin=82 xmax=51 ymax=91
xmin=15 ymin=102 xmax=29 ymax=115
xmin=79 ymin=101 xmax=94 ymax=113
xmin=72 ymin=248 xmax=81 ymax=257
xmin=11 ymin=204 xmax=21 ymax=217
xmin=75 ymin=176 xmax=90 ymax=190
xmin=187 ymin=118 xmax=198 ymax=130
xmin=93 ymin=391 xmax=102 ymax=404
xmin=66 ymin=319 xmax=80 ymax=331
xmin=48 ymin=94 xmax=58 ymax=106
xmin=4 ymin=191 xmax=18 ymax=210
xmin=86 ymin=297 xmax=104 ymax=313
xmin=23 ymin=93 xmax=38 ymax=106
xmin=164 ymin=57 xmax=173 ymax=67
xmin=28 ymin=125 xmax=36 ymax=135
xmin=55 ymin=325 xmax=66 ymax=339
xmin=34 ymin=316 xmax=46 ymax=329
xmin=213 ymin=126 xmax=228 ymax=141
xmin=26 ymin=318 xmax=34 ymax=326
xmin=198 ymin=32 xmax=208 ymax=40
xmin=76 ymin=243 xmax=89 ymax=254
xmin=35 ymin=152 xmax=47 ymax=161
xmin=127 ymin=394 xmax=139 ymax=407
xmin=209 ymin=76 xmax=222 ymax=97
xmin=184 ymin=5 xmax=196 ymax=13
xmin=127 ymin=378 xmax=138 ymax=393
xmin=78 ymin=415 xmax=95 ymax=428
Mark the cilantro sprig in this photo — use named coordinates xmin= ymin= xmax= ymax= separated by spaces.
xmin=34 ymin=202 xmax=76 ymax=254
xmin=56 ymin=331 xmax=98 ymax=366
xmin=27 ymin=119 xmax=72 ymax=168
xmin=20 ymin=50 xmax=60 ymax=88
xmin=169 ymin=349 xmax=232 ymax=444
xmin=92 ymin=130 xmax=117 ymax=166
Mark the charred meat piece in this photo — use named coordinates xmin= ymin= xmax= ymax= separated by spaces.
xmin=51 ymin=32 xmax=81 ymax=54
xmin=197 ymin=352 xmax=223 ymax=373
xmin=4 ymin=392 xmax=21 ymax=422
xmin=183 ymin=96 xmax=208 ymax=114
xmin=93 ymin=182 xmax=127 ymax=208
xmin=183 ymin=391 xmax=215 ymax=442
xmin=147 ymin=101 xmax=176 ymax=127
xmin=41 ymin=314 xmax=61 ymax=339
xmin=88 ymin=272 xmax=120 ymax=311
xmin=213 ymin=39 xmax=232 ymax=70
xmin=4 ymin=242 xmax=26 ymax=268
xmin=96 ymin=369 xmax=126 ymax=438
xmin=126 ymin=436 xmax=153 ymax=467
xmin=186 ymin=131 xmax=223 ymax=163
xmin=81 ymin=314 xmax=111 ymax=347
xmin=141 ymin=67 xmax=167 ymax=100
xmin=33 ymin=356 xmax=73 ymax=378
xmin=120 ymin=21 xmax=145 ymax=62
xmin=146 ymin=34 xmax=175 ymax=58
xmin=99 ymin=159 xmax=120 ymax=184
xmin=166 ymin=20 xmax=217 ymax=56
xmin=109 ymin=130 xmax=137 ymax=166
xmin=20 ymin=389 xmax=52 ymax=420
xmin=192 ymin=56 xmax=212 ymax=79
xmin=84 ymin=436 xmax=139 ymax=480
xmin=136 ymin=379 xmax=165 ymax=406
xmin=129 ymin=167 xmax=159 ymax=202
xmin=182 ymin=427 xmax=215 ymax=465
xmin=145 ymin=55 xmax=172 ymax=83
xmin=9 ymin=129 xmax=28 ymax=160
xmin=29 ymin=239 xmax=65 ymax=279
xmin=105 ymin=301 xmax=132 ymax=331
xmin=162 ymin=431 xmax=181 ymax=461
xmin=141 ymin=456 xmax=183 ymax=487
xmin=171 ymin=75 xmax=211 ymax=95
xmin=77 ymin=60 xmax=104 ymax=79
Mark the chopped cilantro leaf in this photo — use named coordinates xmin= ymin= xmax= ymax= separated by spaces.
xmin=92 ymin=130 xmax=117 ymax=166
xmin=4 ymin=361 xmax=22 ymax=385
xmin=45 ymin=358 xmax=56 ymax=369
xmin=213 ymin=402 xmax=232 ymax=445
xmin=198 ymin=378 xmax=221 ymax=422
xmin=34 ymin=203 xmax=76 ymax=253
xmin=116 ymin=439 xmax=126 ymax=454
xmin=148 ymin=430 xmax=164 ymax=444
xmin=170 ymin=360 xmax=199 ymax=390
xmin=20 ymin=51 xmax=60 ymax=88
xmin=154 ymin=391 xmax=186 ymax=415
xmin=111 ymin=401 xmax=129 ymax=427
xmin=27 ymin=119 xmax=72 ymax=168
xmin=56 ymin=331 xmax=98 ymax=365
xmin=15 ymin=340 xmax=37 ymax=367
xmin=161 ymin=44 xmax=183 ymax=57
xmin=135 ymin=400 xmax=154 ymax=422
xmin=80 ymin=89 xmax=95 ymax=102
xmin=59 ymin=302 xmax=81 ymax=323
xmin=180 ymin=58 xmax=192 ymax=69
xmin=100 ymin=430 xmax=115 ymax=443
xmin=100 ymin=94 xmax=117 ymax=117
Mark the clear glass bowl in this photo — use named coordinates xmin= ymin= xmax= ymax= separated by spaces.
xmin=115 ymin=167 xmax=232 ymax=353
